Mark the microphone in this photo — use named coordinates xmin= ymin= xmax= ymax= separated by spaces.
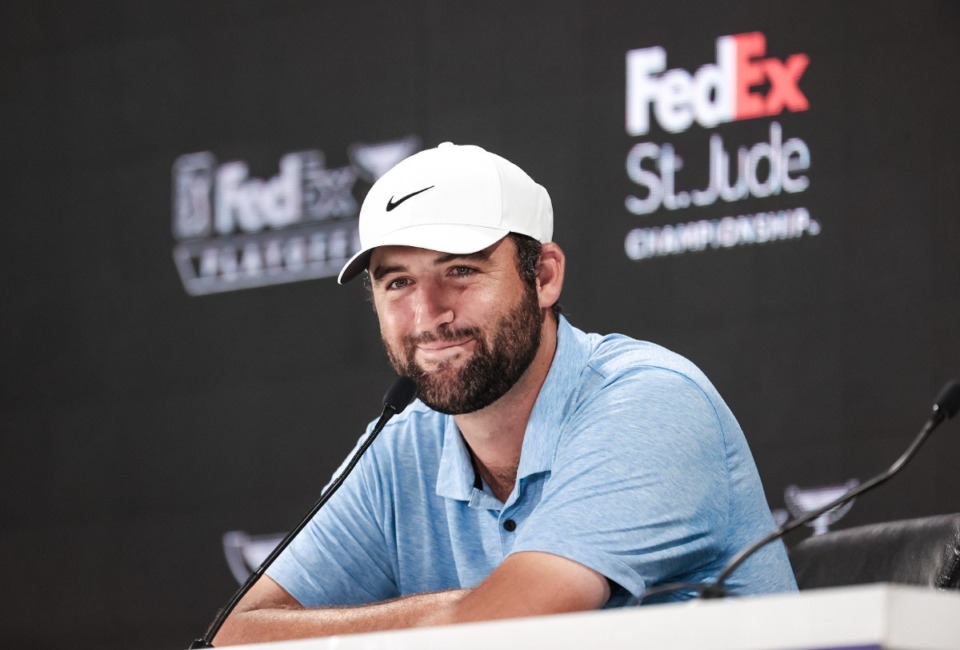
xmin=640 ymin=379 xmax=960 ymax=603
xmin=190 ymin=376 xmax=417 ymax=649
xmin=931 ymin=379 xmax=960 ymax=425
xmin=378 ymin=375 xmax=419 ymax=427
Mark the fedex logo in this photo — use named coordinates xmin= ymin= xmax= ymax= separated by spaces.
xmin=626 ymin=32 xmax=810 ymax=136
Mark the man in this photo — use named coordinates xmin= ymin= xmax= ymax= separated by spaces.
xmin=214 ymin=142 xmax=796 ymax=645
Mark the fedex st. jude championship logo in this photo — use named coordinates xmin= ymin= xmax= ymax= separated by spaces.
xmin=623 ymin=31 xmax=821 ymax=261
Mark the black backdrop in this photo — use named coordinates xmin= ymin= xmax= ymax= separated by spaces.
xmin=2 ymin=2 xmax=959 ymax=648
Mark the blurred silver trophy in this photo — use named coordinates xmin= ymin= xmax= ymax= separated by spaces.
xmin=222 ymin=530 xmax=285 ymax=584
xmin=348 ymin=135 xmax=421 ymax=183
xmin=770 ymin=508 xmax=789 ymax=527
xmin=784 ymin=479 xmax=860 ymax=536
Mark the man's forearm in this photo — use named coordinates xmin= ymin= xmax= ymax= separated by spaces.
xmin=213 ymin=588 xmax=468 ymax=646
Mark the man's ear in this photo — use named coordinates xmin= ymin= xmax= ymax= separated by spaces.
xmin=535 ymin=243 xmax=565 ymax=311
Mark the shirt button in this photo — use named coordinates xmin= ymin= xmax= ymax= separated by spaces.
xmin=503 ymin=519 xmax=517 ymax=532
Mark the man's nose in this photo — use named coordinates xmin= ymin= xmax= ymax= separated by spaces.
xmin=413 ymin=279 xmax=455 ymax=332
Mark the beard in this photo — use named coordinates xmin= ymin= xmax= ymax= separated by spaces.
xmin=382 ymin=286 xmax=544 ymax=415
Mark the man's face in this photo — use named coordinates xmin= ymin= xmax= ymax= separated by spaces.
xmin=368 ymin=238 xmax=543 ymax=415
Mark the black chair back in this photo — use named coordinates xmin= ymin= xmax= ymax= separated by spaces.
xmin=789 ymin=513 xmax=960 ymax=590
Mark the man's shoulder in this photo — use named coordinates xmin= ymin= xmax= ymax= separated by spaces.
xmin=560 ymin=322 xmax=740 ymax=439
xmin=567 ymin=321 xmax=706 ymax=385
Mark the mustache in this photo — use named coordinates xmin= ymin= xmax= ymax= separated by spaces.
xmin=403 ymin=326 xmax=482 ymax=346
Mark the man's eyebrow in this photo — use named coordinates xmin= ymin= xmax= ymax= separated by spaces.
xmin=370 ymin=263 xmax=405 ymax=282
xmin=371 ymin=249 xmax=494 ymax=281
xmin=432 ymin=249 xmax=493 ymax=265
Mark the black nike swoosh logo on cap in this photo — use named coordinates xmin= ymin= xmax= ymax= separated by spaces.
xmin=386 ymin=185 xmax=435 ymax=212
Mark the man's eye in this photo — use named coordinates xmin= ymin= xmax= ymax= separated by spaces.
xmin=386 ymin=277 xmax=411 ymax=290
xmin=451 ymin=266 xmax=475 ymax=277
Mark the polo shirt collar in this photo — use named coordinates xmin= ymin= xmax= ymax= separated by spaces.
xmin=436 ymin=415 xmax=476 ymax=501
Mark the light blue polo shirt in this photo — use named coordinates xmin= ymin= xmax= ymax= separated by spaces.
xmin=268 ymin=317 xmax=797 ymax=606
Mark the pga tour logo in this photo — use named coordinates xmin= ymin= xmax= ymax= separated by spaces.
xmin=626 ymin=32 xmax=810 ymax=136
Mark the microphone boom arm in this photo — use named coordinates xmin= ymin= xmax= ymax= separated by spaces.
xmin=702 ymin=380 xmax=960 ymax=599
xmin=189 ymin=377 xmax=417 ymax=648
xmin=703 ymin=419 xmax=935 ymax=597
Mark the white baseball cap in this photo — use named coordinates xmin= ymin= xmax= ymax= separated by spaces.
xmin=338 ymin=142 xmax=553 ymax=284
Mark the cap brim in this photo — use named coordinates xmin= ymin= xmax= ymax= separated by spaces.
xmin=337 ymin=224 xmax=510 ymax=284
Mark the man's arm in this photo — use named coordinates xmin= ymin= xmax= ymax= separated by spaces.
xmin=212 ymin=576 xmax=468 ymax=646
xmin=214 ymin=551 xmax=609 ymax=646
xmin=421 ymin=550 xmax=611 ymax=626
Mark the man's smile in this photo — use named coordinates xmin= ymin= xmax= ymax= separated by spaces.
xmin=416 ymin=337 xmax=475 ymax=352
xmin=415 ymin=338 xmax=476 ymax=367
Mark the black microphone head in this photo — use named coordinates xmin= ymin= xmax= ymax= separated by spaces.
xmin=933 ymin=380 xmax=960 ymax=421
xmin=383 ymin=376 xmax=418 ymax=414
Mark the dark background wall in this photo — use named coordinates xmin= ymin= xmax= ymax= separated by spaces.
xmin=2 ymin=2 xmax=958 ymax=648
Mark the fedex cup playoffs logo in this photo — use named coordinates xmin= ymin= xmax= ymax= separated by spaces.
xmin=622 ymin=32 xmax=820 ymax=261
xmin=171 ymin=137 xmax=420 ymax=295
xmin=627 ymin=32 xmax=810 ymax=136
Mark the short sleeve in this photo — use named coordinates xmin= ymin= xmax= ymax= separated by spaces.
xmin=510 ymin=368 xmax=730 ymax=602
xmin=266 ymin=431 xmax=400 ymax=607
